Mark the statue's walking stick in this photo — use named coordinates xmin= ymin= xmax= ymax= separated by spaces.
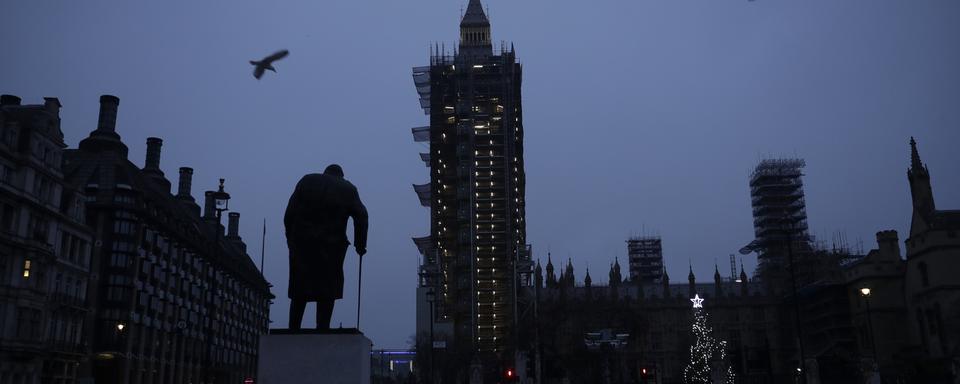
xmin=356 ymin=254 xmax=363 ymax=330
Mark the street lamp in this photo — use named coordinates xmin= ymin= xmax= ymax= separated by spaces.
xmin=212 ymin=178 xmax=231 ymax=216
xmin=860 ymin=287 xmax=879 ymax=380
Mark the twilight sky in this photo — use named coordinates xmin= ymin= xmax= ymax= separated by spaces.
xmin=2 ymin=0 xmax=958 ymax=349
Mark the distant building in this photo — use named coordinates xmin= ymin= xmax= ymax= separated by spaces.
xmin=371 ymin=349 xmax=416 ymax=383
xmin=0 ymin=95 xmax=95 ymax=384
xmin=626 ymin=236 xmax=663 ymax=283
xmin=411 ymin=0 xmax=532 ymax=380
xmin=748 ymin=158 xmax=810 ymax=258
xmin=530 ymin=261 xmax=789 ymax=383
xmin=62 ymin=95 xmax=273 ymax=384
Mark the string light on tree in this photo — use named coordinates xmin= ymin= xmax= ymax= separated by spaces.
xmin=683 ymin=293 xmax=736 ymax=384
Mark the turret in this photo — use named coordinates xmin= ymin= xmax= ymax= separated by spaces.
xmin=545 ymin=253 xmax=557 ymax=288
xmin=662 ymin=267 xmax=671 ymax=298
xmin=534 ymin=260 xmax=543 ymax=289
xmin=714 ymin=264 xmax=723 ymax=297
xmin=562 ymin=259 xmax=575 ymax=288
xmin=609 ymin=258 xmax=622 ymax=288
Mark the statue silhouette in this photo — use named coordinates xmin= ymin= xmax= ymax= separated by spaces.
xmin=284 ymin=164 xmax=368 ymax=329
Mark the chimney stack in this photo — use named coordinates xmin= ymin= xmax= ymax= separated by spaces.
xmin=145 ymin=137 xmax=162 ymax=170
xmin=0 ymin=95 xmax=21 ymax=106
xmin=875 ymin=230 xmax=901 ymax=260
xmin=204 ymin=191 xmax=215 ymax=219
xmin=43 ymin=97 xmax=62 ymax=115
xmin=178 ymin=167 xmax=194 ymax=198
xmin=96 ymin=95 xmax=120 ymax=134
xmin=227 ymin=212 xmax=240 ymax=238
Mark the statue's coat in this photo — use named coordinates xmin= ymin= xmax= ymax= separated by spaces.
xmin=284 ymin=173 xmax=368 ymax=301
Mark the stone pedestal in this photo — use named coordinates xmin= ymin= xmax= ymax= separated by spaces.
xmin=258 ymin=329 xmax=371 ymax=384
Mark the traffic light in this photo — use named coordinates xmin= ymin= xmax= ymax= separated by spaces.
xmin=503 ymin=367 xmax=516 ymax=382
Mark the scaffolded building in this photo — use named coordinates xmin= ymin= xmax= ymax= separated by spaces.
xmin=626 ymin=236 xmax=664 ymax=283
xmin=749 ymin=158 xmax=810 ymax=259
xmin=411 ymin=0 xmax=532 ymax=375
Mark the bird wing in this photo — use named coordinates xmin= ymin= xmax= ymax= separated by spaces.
xmin=254 ymin=66 xmax=265 ymax=79
xmin=264 ymin=49 xmax=289 ymax=63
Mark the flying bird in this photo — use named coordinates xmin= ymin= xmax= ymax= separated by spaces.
xmin=250 ymin=49 xmax=289 ymax=79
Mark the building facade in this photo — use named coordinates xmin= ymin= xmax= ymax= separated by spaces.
xmin=0 ymin=95 xmax=95 ymax=384
xmin=531 ymin=262 xmax=790 ymax=384
xmin=411 ymin=0 xmax=532 ymax=380
xmin=61 ymin=95 xmax=272 ymax=384
xmin=901 ymin=137 xmax=960 ymax=380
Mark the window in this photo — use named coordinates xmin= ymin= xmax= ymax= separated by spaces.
xmin=919 ymin=262 xmax=929 ymax=287
xmin=113 ymin=219 xmax=137 ymax=235
xmin=22 ymin=259 xmax=31 ymax=278
xmin=0 ymin=202 xmax=16 ymax=232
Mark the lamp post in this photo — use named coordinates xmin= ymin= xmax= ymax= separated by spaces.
xmin=425 ymin=287 xmax=436 ymax=384
xmin=207 ymin=179 xmax=230 ymax=384
xmin=860 ymin=287 xmax=879 ymax=381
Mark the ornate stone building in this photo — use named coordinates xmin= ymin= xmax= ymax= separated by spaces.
xmin=901 ymin=137 xmax=960 ymax=380
xmin=0 ymin=95 xmax=95 ymax=384
xmin=530 ymin=260 xmax=790 ymax=384
xmin=411 ymin=0 xmax=532 ymax=380
xmin=62 ymin=95 xmax=272 ymax=384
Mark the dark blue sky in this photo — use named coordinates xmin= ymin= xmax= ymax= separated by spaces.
xmin=3 ymin=0 xmax=958 ymax=349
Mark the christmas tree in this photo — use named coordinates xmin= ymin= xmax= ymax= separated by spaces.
xmin=683 ymin=294 xmax=735 ymax=384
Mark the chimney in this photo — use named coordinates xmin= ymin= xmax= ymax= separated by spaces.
xmin=96 ymin=95 xmax=120 ymax=134
xmin=78 ymin=94 xmax=128 ymax=156
xmin=43 ymin=97 xmax=62 ymax=115
xmin=0 ymin=95 xmax=21 ymax=106
xmin=203 ymin=191 xmax=215 ymax=219
xmin=876 ymin=230 xmax=901 ymax=260
xmin=177 ymin=167 xmax=194 ymax=198
xmin=145 ymin=137 xmax=162 ymax=170
xmin=227 ymin=212 xmax=240 ymax=238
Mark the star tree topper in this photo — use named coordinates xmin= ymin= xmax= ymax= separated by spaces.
xmin=691 ymin=294 xmax=704 ymax=308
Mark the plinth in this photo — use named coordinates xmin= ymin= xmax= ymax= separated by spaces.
xmin=258 ymin=328 xmax=371 ymax=384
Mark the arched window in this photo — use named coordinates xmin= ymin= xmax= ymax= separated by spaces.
xmin=916 ymin=309 xmax=928 ymax=349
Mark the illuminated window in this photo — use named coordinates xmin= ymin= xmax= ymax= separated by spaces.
xmin=23 ymin=259 xmax=31 ymax=278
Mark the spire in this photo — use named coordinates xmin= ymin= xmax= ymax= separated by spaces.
xmin=534 ymin=260 xmax=543 ymax=288
xmin=739 ymin=259 xmax=749 ymax=296
xmin=609 ymin=257 xmax=622 ymax=287
xmin=910 ymin=136 xmax=924 ymax=173
xmin=460 ymin=0 xmax=489 ymax=27
xmin=545 ymin=252 xmax=557 ymax=288
xmin=584 ymin=268 xmax=592 ymax=287
xmin=907 ymin=137 xmax=936 ymax=221
xmin=714 ymin=263 xmax=723 ymax=297
xmin=688 ymin=262 xmax=695 ymax=281
xmin=739 ymin=259 xmax=748 ymax=283
xmin=459 ymin=0 xmax=492 ymax=55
